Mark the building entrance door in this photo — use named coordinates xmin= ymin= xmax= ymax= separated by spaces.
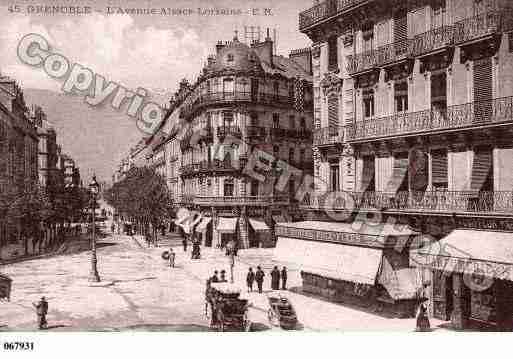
xmin=433 ymin=270 xmax=453 ymax=321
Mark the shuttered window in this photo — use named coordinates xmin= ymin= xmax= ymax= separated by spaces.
xmin=470 ymin=147 xmax=493 ymax=193
xmin=328 ymin=95 xmax=339 ymax=130
xmin=386 ymin=153 xmax=409 ymax=194
xmin=473 ymin=57 xmax=493 ymax=123
xmin=361 ymin=156 xmax=375 ymax=192
xmin=328 ymin=36 xmax=338 ymax=71
xmin=431 ymin=150 xmax=448 ymax=187
xmin=394 ymin=10 xmax=408 ymax=55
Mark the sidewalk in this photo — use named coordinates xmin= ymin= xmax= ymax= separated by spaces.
xmin=145 ymin=241 xmax=448 ymax=331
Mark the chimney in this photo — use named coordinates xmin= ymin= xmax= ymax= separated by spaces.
xmin=289 ymin=48 xmax=313 ymax=75
xmin=250 ymin=28 xmax=273 ymax=66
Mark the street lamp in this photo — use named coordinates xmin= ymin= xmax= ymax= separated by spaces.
xmin=89 ymin=175 xmax=101 ymax=282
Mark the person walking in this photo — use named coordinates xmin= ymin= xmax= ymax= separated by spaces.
xmin=281 ymin=266 xmax=288 ymax=290
xmin=111 ymin=222 xmax=115 ymax=234
xmin=416 ymin=303 xmax=431 ymax=332
xmin=271 ymin=266 xmax=280 ymax=290
xmin=182 ymin=237 xmax=188 ymax=252
xmin=255 ymin=266 xmax=265 ymax=293
xmin=32 ymin=297 xmax=48 ymax=330
xmin=168 ymin=248 xmax=175 ymax=268
xmin=246 ymin=268 xmax=255 ymax=292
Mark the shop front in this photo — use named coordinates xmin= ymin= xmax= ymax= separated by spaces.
xmin=195 ymin=217 xmax=212 ymax=246
xmin=410 ymin=229 xmax=513 ymax=330
xmin=248 ymin=218 xmax=271 ymax=248
xmin=215 ymin=217 xmax=238 ymax=248
xmin=275 ymin=221 xmax=424 ymax=317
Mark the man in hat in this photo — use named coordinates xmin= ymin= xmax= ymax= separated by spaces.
xmin=271 ymin=266 xmax=281 ymax=290
xmin=255 ymin=266 xmax=265 ymax=294
xmin=281 ymin=266 xmax=288 ymax=290
xmin=32 ymin=297 xmax=48 ymax=329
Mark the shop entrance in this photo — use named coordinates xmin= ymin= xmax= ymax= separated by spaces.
xmin=432 ymin=270 xmax=453 ymax=321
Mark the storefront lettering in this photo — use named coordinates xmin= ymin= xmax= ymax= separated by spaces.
xmin=276 ymin=225 xmax=385 ymax=247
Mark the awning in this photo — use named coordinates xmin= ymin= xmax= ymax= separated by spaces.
xmin=378 ymin=255 xmax=422 ymax=300
xmin=216 ymin=217 xmax=238 ymax=233
xmin=410 ymin=229 xmax=513 ymax=281
xmin=195 ymin=217 xmax=212 ymax=232
xmin=249 ymin=218 xmax=270 ymax=232
xmin=274 ymin=237 xmax=382 ymax=285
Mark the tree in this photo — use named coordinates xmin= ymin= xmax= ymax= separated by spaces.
xmin=105 ymin=167 xmax=173 ymax=242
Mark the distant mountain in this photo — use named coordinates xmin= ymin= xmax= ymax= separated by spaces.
xmin=23 ymin=88 xmax=169 ymax=182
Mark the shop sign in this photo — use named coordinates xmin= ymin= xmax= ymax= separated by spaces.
xmin=275 ymin=226 xmax=385 ymax=248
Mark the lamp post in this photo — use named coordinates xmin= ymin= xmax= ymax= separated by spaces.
xmin=89 ymin=175 xmax=100 ymax=282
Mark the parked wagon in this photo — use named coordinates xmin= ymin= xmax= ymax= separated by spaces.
xmin=267 ymin=295 xmax=298 ymax=330
xmin=0 ymin=274 xmax=13 ymax=301
xmin=205 ymin=282 xmax=251 ymax=332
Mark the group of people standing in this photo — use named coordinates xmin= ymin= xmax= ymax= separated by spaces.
xmin=208 ymin=270 xmax=229 ymax=283
xmin=246 ymin=266 xmax=287 ymax=294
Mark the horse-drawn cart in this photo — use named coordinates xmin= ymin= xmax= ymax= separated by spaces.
xmin=205 ymin=282 xmax=251 ymax=332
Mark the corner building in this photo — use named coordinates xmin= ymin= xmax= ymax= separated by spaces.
xmin=176 ymin=34 xmax=314 ymax=250
xmin=275 ymin=0 xmax=513 ymax=328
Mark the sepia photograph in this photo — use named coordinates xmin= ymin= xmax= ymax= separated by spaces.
xmin=1 ymin=0 xmax=513 ymax=355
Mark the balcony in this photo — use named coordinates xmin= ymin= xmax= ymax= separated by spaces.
xmin=180 ymin=91 xmax=295 ymax=119
xmin=346 ymin=96 xmax=513 ymax=142
xmin=270 ymin=127 xmax=288 ymax=140
xmin=453 ymin=11 xmax=503 ymax=45
xmin=313 ymin=126 xmax=344 ymax=147
xmin=287 ymin=128 xmax=313 ymax=139
xmin=217 ymin=126 xmax=242 ymax=139
xmin=299 ymin=0 xmax=369 ymax=31
xmin=410 ymin=25 xmax=455 ymax=57
xmin=245 ymin=126 xmax=267 ymax=140
xmin=179 ymin=163 xmax=201 ymax=177
xmin=178 ymin=195 xmax=195 ymax=205
xmin=194 ymin=195 xmax=290 ymax=206
xmin=302 ymin=191 xmax=513 ymax=215
xmin=346 ymin=39 xmax=412 ymax=75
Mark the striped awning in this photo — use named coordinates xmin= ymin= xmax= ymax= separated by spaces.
xmin=274 ymin=237 xmax=382 ymax=285
xmin=217 ymin=217 xmax=238 ymax=233
xmin=378 ymin=255 xmax=422 ymax=300
xmin=410 ymin=229 xmax=513 ymax=282
xmin=249 ymin=218 xmax=270 ymax=232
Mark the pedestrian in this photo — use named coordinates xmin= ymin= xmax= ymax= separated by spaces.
xmin=271 ymin=266 xmax=281 ymax=290
xmin=255 ymin=266 xmax=265 ymax=293
xmin=220 ymin=270 xmax=227 ymax=282
xmin=211 ymin=270 xmax=220 ymax=283
xmin=168 ymin=248 xmax=175 ymax=268
xmin=246 ymin=267 xmax=255 ymax=292
xmin=182 ymin=237 xmax=188 ymax=252
xmin=281 ymin=266 xmax=288 ymax=290
xmin=416 ymin=303 xmax=431 ymax=332
xmin=32 ymin=296 xmax=48 ymax=330
xmin=111 ymin=222 xmax=115 ymax=234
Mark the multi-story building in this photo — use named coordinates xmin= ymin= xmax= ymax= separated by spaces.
xmin=33 ymin=106 xmax=58 ymax=193
xmin=275 ymin=0 xmax=513 ymax=329
xmin=0 ymin=75 xmax=39 ymax=244
xmin=155 ymin=33 xmax=315 ymax=249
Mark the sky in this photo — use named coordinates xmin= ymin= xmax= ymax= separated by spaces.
xmin=0 ymin=0 xmax=314 ymax=181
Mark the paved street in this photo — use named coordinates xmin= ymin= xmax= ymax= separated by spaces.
xmin=1 ymin=230 xmax=446 ymax=331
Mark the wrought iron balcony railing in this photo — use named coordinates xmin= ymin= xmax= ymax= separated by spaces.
xmin=346 ymin=96 xmax=513 ymax=141
xmin=302 ymin=191 xmax=513 ymax=215
xmin=194 ymin=195 xmax=290 ymax=206
xmin=313 ymin=126 xmax=344 ymax=147
xmin=245 ymin=126 xmax=267 ymax=139
xmin=180 ymin=91 xmax=295 ymax=119
xmin=410 ymin=25 xmax=455 ymax=57
xmin=346 ymin=10 xmax=513 ymax=75
xmin=299 ymin=0 xmax=369 ymax=31
xmin=217 ymin=126 xmax=242 ymax=139
xmin=270 ymin=127 xmax=288 ymax=139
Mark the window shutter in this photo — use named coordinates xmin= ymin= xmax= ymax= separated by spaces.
xmin=386 ymin=154 xmax=409 ymax=194
xmin=328 ymin=95 xmax=339 ymax=130
xmin=473 ymin=57 xmax=493 ymax=123
xmin=470 ymin=147 xmax=493 ymax=192
xmin=361 ymin=156 xmax=375 ymax=192
xmin=431 ymin=150 xmax=448 ymax=185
